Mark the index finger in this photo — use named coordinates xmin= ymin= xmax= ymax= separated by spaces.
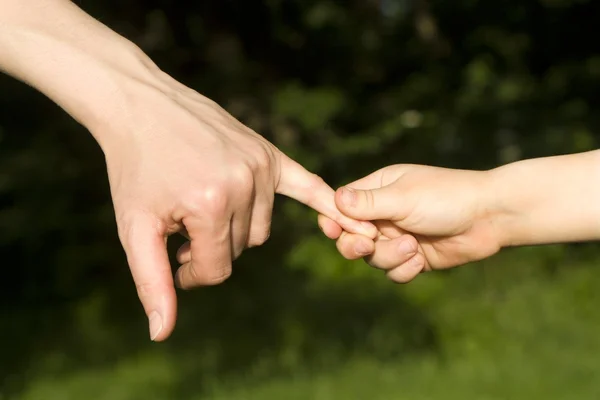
xmin=316 ymin=167 xmax=401 ymax=238
xmin=276 ymin=155 xmax=378 ymax=239
xmin=119 ymin=213 xmax=177 ymax=342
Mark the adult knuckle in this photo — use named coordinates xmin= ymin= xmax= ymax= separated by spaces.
xmin=175 ymin=264 xmax=200 ymax=290
xmin=258 ymin=228 xmax=271 ymax=245
xmin=187 ymin=263 xmax=201 ymax=284
xmin=230 ymin=165 xmax=255 ymax=190
xmin=249 ymin=227 xmax=271 ymax=247
xmin=116 ymin=221 xmax=133 ymax=248
xmin=208 ymin=267 xmax=232 ymax=285
xmin=251 ymin=144 xmax=273 ymax=171
xmin=184 ymin=186 xmax=229 ymax=215
xmin=116 ymin=210 xmax=159 ymax=247
xmin=116 ymin=210 xmax=136 ymax=242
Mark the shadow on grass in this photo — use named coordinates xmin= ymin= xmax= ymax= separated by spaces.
xmin=1 ymin=226 xmax=440 ymax=399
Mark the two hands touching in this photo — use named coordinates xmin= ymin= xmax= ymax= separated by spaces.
xmin=318 ymin=165 xmax=501 ymax=284
xmin=1 ymin=0 xmax=380 ymax=341
xmin=319 ymin=151 xmax=600 ymax=284
xmin=2 ymin=0 xmax=599 ymax=343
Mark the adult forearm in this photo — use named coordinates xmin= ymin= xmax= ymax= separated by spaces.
xmin=0 ymin=0 xmax=165 ymax=148
xmin=488 ymin=150 xmax=600 ymax=247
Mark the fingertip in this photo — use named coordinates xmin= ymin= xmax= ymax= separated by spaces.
xmin=318 ymin=214 xmax=343 ymax=239
xmin=176 ymin=242 xmax=192 ymax=264
xmin=334 ymin=187 xmax=355 ymax=213
xmin=386 ymin=252 xmax=425 ymax=284
xmin=336 ymin=232 xmax=375 ymax=260
xmin=333 ymin=189 xmax=378 ymax=239
xmin=398 ymin=235 xmax=418 ymax=257
xmin=142 ymin=284 xmax=177 ymax=342
xmin=358 ymin=237 xmax=376 ymax=257
xmin=150 ymin=319 xmax=176 ymax=342
xmin=175 ymin=260 xmax=232 ymax=290
xmin=324 ymin=190 xmax=376 ymax=239
xmin=360 ymin=221 xmax=379 ymax=240
xmin=336 ymin=184 xmax=400 ymax=223
xmin=174 ymin=264 xmax=189 ymax=290
xmin=120 ymin=214 xmax=178 ymax=342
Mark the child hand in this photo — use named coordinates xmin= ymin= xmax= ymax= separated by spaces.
xmin=318 ymin=164 xmax=502 ymax=283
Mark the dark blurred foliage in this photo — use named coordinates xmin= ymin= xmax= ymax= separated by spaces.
xmin=1 ymin=0 xmax=600 ymax=398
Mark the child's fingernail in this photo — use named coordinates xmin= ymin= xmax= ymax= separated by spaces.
xmin=398 ymin=239 xmax=417 ymax=256
xmin=341 ymin=187 xmax=357 ymax=207
xmin=355 ymin=241 xmax=372 ymax=256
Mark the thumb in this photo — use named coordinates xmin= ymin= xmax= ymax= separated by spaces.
xmin=335 ymin=185 xmax=402 ymax=221
xmin=119 ymin=212 xmax=177 ymax=342
xmin=276 ymin=154 xmax=378 ymax=238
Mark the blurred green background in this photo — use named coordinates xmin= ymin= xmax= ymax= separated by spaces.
xmin=2 ymin=0 xmax=600 ymax=399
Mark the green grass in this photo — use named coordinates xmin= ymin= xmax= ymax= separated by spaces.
xmin=15 ymin=246 xmax=600 ymax=400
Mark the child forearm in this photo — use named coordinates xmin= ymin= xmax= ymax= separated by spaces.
xmin=487 ymin=150 xmax=600 ymax=248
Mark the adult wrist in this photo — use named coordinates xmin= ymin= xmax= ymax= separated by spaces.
xmin=0 ymin=0 xmax=167 ymax=150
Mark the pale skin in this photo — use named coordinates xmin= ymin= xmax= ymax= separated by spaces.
xmin=316 ymin=150 xmax=600 ymax=283
xmin=0 ymin=0 xmax=378 ymax=341
xmin=4 ymin=1 xmax=597 ymax=345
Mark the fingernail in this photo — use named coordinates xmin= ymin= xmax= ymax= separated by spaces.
xmin=409 ymin=254 xmax=423 ymax=268
xmin=355 ymin=240 xmax=372 ymax=256
xmin=341 ymin=187 xmax=357 ymax=207
xmin=149 ymin=310 xmax=163 ymax=341
xmin=174 ymin=270 xmax=184 ymax=289
xmin=409 ymin=253 xmax=424 ymax=269
xmin=399 ymin=239 xmax=417 ymax=256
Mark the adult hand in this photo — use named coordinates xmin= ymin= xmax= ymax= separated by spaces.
xmin=318 ymin=165 xmax=502 ymax=283
xmin=0 ymin=0 xmax=377 ymax=342
xmin=105 ymin=77 xmax=378 ymax=341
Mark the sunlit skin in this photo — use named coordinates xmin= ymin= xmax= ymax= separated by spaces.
xmin=318 ymin=150 xmax=600 ymax=283
xmin=0 ymin=0 xmax=377 ymax=341
xmin=3 ymin=0 xmax=598 ymax=344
